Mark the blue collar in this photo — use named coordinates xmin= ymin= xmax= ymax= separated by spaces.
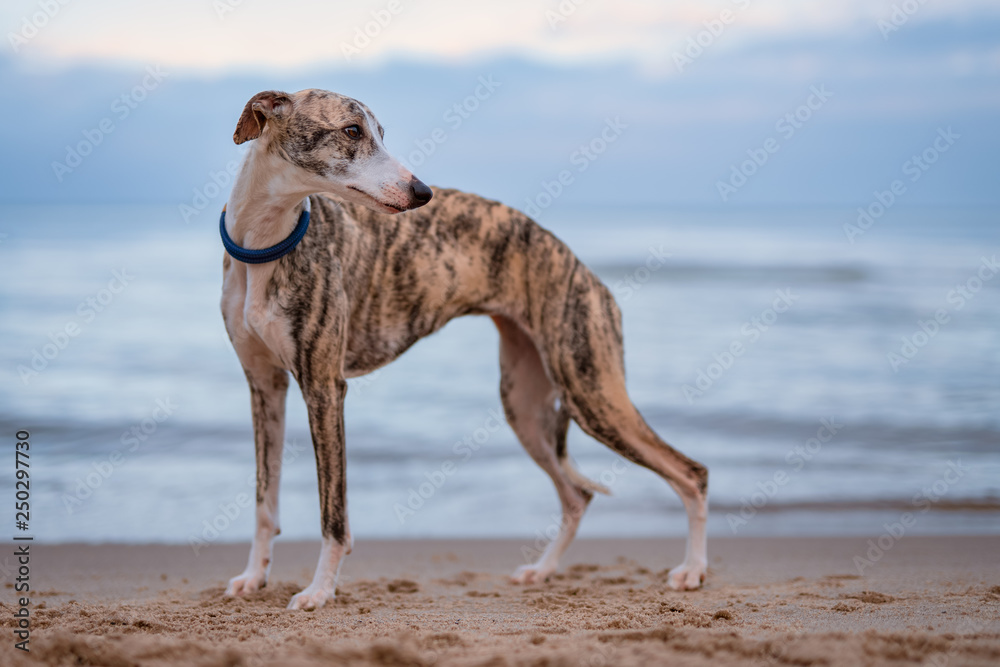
xmin=220 ymin=198 xmax=311 ymax=264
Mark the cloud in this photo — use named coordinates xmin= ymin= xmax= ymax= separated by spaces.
xmin=4 ymin=0 xmax=999 ymax=72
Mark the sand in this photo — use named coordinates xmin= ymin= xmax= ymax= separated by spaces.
xmin=2 ymin=536 xmax=999 ymax=666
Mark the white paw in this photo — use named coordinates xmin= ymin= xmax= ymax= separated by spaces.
xmin=225 ymin=570 xmax=267 ymax=597
xmin=667 ymin=562 xmax=707 ymax=591
xmin=510 ymin=564 xmax=555 ymax=585
xmin=287 ymin=586 xmax=333 ymax=611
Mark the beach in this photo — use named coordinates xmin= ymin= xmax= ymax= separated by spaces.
xmin=1 ymin=190 xmax=998 ymax=667
xmin=2 ymin=198 xmax=999 ymax=667
xmin=4 ymin=1 xmax=1000 ymax=664
xmin=2 ymin=205 xmax=998 ymax=548
xmin=4 ymin=535 xmax=999 ymax=666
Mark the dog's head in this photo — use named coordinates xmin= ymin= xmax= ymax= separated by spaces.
xmin=233 ymin=89 xmax=432 ymax=213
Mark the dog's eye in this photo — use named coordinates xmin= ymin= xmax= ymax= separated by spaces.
xmin=343 ymin=125 xmax=361 ymax=139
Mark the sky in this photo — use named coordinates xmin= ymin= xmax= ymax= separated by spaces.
xmin=1 ymin=0 xmax=998 ymax=207
xmin=5 ymin=0 xmax=999 ymax=73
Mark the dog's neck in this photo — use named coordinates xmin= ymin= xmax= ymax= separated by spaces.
xmin=225 ymin=143 xmax=313 ymax=251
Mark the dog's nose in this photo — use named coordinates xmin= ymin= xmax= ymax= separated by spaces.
xmin=410 ymin=179 xmax=433 ymax=206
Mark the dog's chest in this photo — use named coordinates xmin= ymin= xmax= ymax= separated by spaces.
xmin=222 ymin=260 xmax=298 ymax=370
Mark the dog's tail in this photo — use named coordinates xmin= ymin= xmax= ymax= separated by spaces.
xmin=560 ymin=457 xmax=612 ymax=496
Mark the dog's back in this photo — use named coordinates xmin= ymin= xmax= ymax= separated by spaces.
xmin=273 ymin=187 xmax=589 ymax=378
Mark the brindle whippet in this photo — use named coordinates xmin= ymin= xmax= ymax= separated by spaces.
xmin=220 ymin=89 xmax=708 ymax=610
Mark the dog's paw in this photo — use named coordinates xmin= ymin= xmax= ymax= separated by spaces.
xmin=225 ymin=570 xmax=267 ymax=597
xmin=510 ymin=564 xmax=555 ymax=585
xmin=287 ymin=586 xmax=333 ymax=611
xmin=666 ymin=561 xmax=707 ymax=591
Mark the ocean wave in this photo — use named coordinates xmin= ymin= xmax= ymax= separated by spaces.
xmin=591 ymin=262 xmax=870 ymax=285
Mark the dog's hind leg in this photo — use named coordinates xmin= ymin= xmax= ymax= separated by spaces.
xmin=493 ymin=316 xmax=608 ymax=584
xmin=226 ymin=363 xmax=289 ymax=596
xmin=547 ymin=268 xmax=709 ymax=590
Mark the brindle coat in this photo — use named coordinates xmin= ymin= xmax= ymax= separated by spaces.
xmin=220 ymin=89 xmax=708 ymax=610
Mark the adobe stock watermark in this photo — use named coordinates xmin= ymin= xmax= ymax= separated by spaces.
xmin=877 ymin=0 xmax=930 ymax=40
xmin=189 ymin=439 xmax=308 ymax=555
xmin=521 ymin=457 xmax=631 ymax=565
xmin=611 ymin=245 xmax=673 ymax=302
xmin=887 ymin=254 xmax=998 ymax=372
xmin=852 ymin=460 xmax=968 ymax=575
xmin=51 ymin=65 xmax=169 ymax=182
xmin=399 ymin=75 xmax=502 ymax=172
xmin=17 ymin=269 xmax=134 ymax=385
xmin=212 ymin=0 xmax=244 ymax=20
xmin=924 ymin=616 xmax=992 ymax=667
xmin=393 ymin=407 xmax=506 ymax=524
xmin=545 ymin=0 xmax=589 ymax=29
xmin=7 ymin=0 xmax=72 ymax=53
xmin=681 ymin=288 xmax=798 ymax=403
xmin=673 ymin=0 xmax=753 ymax=73
xmin=225 ymin=307 xmax=272 ymax=350
xmin=179 ymin=153 xmax=243 ymax=224
xmin=61 ymin=398 xmax=179 ymax=514
xmin=717 ymin=84 xmax=834 ymax=202
xmin=348 ymin=368 xmax=383 ymax=396
xmin=753 ymin=633 xmax=810 ymax=667
xmin=843 ymin=126 xmax=960 ymax=243
xmin=340 ymin=0 xmax=407 ymax=61
xmin=522 ymin=117 xmax=628 ymax=219
xmin=726 ymin=417 xmax=843 ymax=533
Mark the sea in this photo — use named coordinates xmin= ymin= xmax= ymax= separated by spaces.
xmin=1 ymin=202 xmax=997 ymax=546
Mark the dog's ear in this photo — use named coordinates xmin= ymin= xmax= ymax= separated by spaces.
xmin=233 ymin=91 xmax=292 ymax=145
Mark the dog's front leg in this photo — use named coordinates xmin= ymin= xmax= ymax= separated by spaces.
xmin=226 ymin=363 xmax=289 ymax=597
xmin=287 ymin=374 xmax=351 ymax=611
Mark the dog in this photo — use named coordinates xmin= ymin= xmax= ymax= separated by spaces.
xmin=219 ymin=89 xmax=708 ymax=610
